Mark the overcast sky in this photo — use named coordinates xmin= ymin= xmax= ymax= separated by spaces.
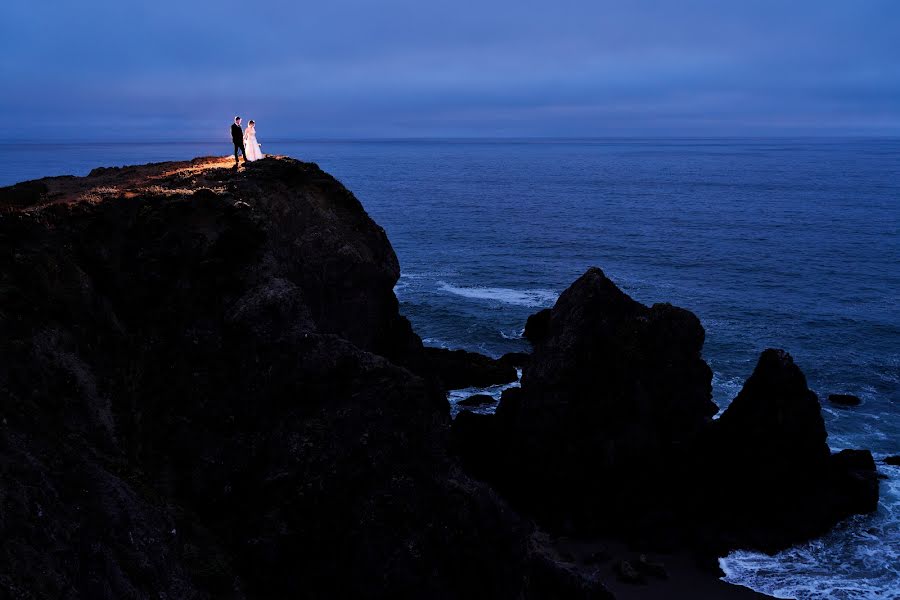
xmin=3 ymin=0 xmax=899 ymax=139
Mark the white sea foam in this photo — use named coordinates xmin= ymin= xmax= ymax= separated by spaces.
xmin=395 ymin=271 xmax=461 ymax=301
xmin=393 ymin=280 xmax=409 ymax=299
xmin=499 ymin=327 xmax=525 ymax=340
xmin=421 ymin=337 xmax=452 ymax=349
xmin=710 ymin=370 xmax=746 ymax=418
xmin=437 ymin=281 xmax=558 ymax=308
xmin=720 ymin=462 xmax=900 ymax=599
xmin=448 ymin=369 xmax=522 ymax=417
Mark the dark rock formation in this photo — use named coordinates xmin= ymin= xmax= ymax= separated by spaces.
xmin=0 ymin=180 xmax=49 ymax=210
xmin=613 ymin=560 xmax=645 ymax=585
xmin=524 ymin=308 xmax=551 ymax=345
xmin=525 ymin=553 xmax=615 ymax=600
xmin=454 ymin=267 xmax=879 ymax=557
xmin=455 ymin=268 xmax=718 ymax=536
xmin=499 ymin=351 xmax=531 ymax=370
xmin=704 ymin=350 xmax=878 ymax=553
xmin=829 ymin=393 xmax=862 ymax=407
xmin=0 ymin=157 xmax=569 ymax=599
xmin=521 ymin=267 xmax=717 ymax=439
xmin=714 ymin=349 xmax=829 ymax=469
xmin=886 ymin=456 xmax=900 ymax=467
xmin=458 ymin=394 xmax=498 ymax=407
xmin=634 ymin=555 xmax=668 ymax=580
xmin=1 ymin=157 xmax=881 ymax=598
xmin=582 ymin=548 xmax=611 ymax=565
xmin=423 ymin=346 xmax=518 ymax=390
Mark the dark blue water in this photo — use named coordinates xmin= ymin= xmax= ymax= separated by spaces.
xmin=2 ymin=139 xmax=898 ymax=598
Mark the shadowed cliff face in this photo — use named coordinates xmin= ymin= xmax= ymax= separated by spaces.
xmin=0 ymin=157 xmax=572 ymax=599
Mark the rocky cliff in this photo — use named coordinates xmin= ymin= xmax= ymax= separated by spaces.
xmin=0 ymin=157 xmax=588 ymax=599
xmin=0 ymin=157 xmax=880 ymax=599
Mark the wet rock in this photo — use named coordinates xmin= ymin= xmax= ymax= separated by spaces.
xmin=885 ymin=455 xmax=900 ymax=466
xmin=423 ymin=346 xmax=518 ymax=390
xmin=635 ymin=554 xmax=668 ymax=580
xmin=524 ymin=308 xmax=551 ymax=345
xmin=828 ymin=393 xmax=862 ymax=407
xmin=499 ymin=351 xmax=530 ymax=370
xmin=525 ymin=537 xmax=615 ymax=600
xmin=582 ymin=549 xmax=611 ymax=565
xmin=613 ymin=560 xmax=645 ymax=584
xmin=458 ymin=394 xmax=498 ymax=407
xmin=828 ymin=449 xmax=880 ymax=516
xmin=452 ymin=410 xmax=502 ymax=475
xmin=706 ymin=349 xmax=879 ymax=553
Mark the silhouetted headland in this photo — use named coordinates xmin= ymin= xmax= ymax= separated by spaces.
xmin=0 ymin=156 xmax=879 ymax=599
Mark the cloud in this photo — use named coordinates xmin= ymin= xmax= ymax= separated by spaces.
xmin=3 ymin=0 xmax=899 ymax=138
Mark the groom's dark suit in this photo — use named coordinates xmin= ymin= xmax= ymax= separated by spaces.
xmin=231 ymin=123 xmax=247 ymax=163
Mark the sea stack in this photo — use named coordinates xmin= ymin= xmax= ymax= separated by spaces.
xmin=453 ymin=268 xmax=880 ymax=555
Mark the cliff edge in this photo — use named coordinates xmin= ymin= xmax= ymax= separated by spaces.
xmin=0 ymin=157 xmax=879 ymax=599
xmin=0 ymin=157 xmax=566 ymax=599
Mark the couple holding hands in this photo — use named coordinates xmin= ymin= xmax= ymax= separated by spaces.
xmin=231 ymin=116 xmax=264 ymax=165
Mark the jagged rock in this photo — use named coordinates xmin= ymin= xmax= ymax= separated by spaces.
xmin=582 ymin=549 xmax=611 ymax=565
xmin=706 ymin=349 xmax=879 ymax=553
xmin=613 ymin=560 xmax=645 ymax=584
xmin=520 ymin=268 xmax=716 ymax=432
xmin=455 ymin=267 xmax=717 ymax=534
xmin=452 ymin=410 xmax=502 ymax=473
xmin=635 ymin=554 xmax=668 ymax=580
xmin=0 ymin=156 xmax=538 ymax=599
xmin=458 ymin=394 xmax=498 ymax=407
xmin=829 ymin=393 xmax=862 ymax=406
xmin=524 ymin=308 xmax=551 ymax=345
xmin=454 ymin=269 xmax=879 ymax=560
xmin=886 ymin=456 xmax=900 ymax=466
xmin=829 ymin=449 xmax=881 ymax=514
xmin=715 ymin=349 xmax=830 ymax=468
xmin=525 ymin=556 xmax=614 ymax=599
xmin=499 ymin=351 xmax=530 ymax=370
xmin=525 ymin=535 xmax=615 ymax=600
xmin=423 ymin=346 xmax=518 ymax=390
xmin=0 ymin=180 xmax=48 ymax=210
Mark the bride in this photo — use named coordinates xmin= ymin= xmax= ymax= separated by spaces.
xmin=243 ymin=120 xmax=264 ymax=161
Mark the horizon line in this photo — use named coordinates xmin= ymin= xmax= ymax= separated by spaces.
xmin=2 ymin=134 xmax=900 ymax=145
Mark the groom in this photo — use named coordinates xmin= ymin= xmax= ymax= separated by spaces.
xmin=231 ymin=116 xmax=247 ymax=166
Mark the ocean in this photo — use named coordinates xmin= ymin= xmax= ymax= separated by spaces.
xmin=2 ymin=138 xmax=898 ymax=598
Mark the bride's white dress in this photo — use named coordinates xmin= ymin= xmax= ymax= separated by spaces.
xmin=244 ymin=125 xmax=264 ymax=161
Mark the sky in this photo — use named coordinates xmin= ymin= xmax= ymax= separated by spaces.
xmin=3 ymin=0 xmax=899 ymax=140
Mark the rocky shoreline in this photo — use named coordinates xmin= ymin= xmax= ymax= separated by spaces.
xmin=0 ymin=156 xmax=880 ymax=599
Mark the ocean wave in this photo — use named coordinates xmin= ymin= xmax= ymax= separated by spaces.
xmin=500 ymin=327 xmax=525 ymax=340
xmin=437 ymin=281 xmax=558 ymax=308
xmin=448 ymin=369 xmax=523 ymax=417
xmin=396 ymin=271 xmax=462 ymax=301
xmin=399 ymin=270 xmax=461 ymax=281
xmin=710 ymin=370 xmax=746 ymax=418
xmin=420 ymin=337 xmax=453 ymax=349
xmin=720 ymin=468 xmax=900 ymax=599
xmin=393 ymin=280 xmax=410 ymax=298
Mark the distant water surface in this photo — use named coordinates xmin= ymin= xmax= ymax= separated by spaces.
xmin=2 ymin=138 xmax=898 ymax=598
